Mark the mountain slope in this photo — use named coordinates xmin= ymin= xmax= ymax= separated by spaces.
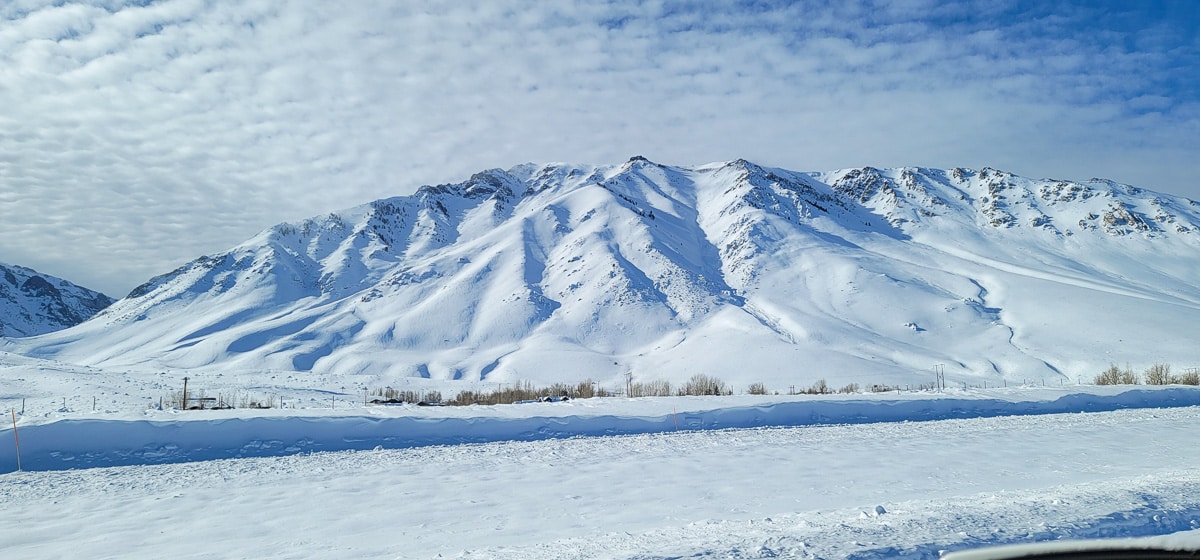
xmin=8 ymin=158 xmax=1200 ymax=389
xmin=0 ymin=262 xmax=115 ymax=337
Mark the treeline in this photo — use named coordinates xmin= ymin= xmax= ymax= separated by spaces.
xmin=369 ymin=375 xmax=907 ymax=407
xmin=449 ymin=380 xmax=611 ymax=405
xmin=627 ymin=375 xmax=899 ymax=398
xmin=1094 ymin=363 xmax=1200 ymax=386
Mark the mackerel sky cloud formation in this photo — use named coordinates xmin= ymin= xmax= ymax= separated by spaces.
xmin=2 ymin=0 xmax=1197 ymax=296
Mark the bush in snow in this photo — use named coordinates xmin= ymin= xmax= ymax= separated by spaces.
xmin=1175 ymin=370 xmax=1200 ymax=385
xmin=1144 ymin=363 xmax=1172 ymax=385
xmin=679 ymin=374 xmax=730 ymax=396
xmin=838 ymin=383 xmax=860 ymax=394
xmin=747 ymin=382 xmax=768 ymax=395
xmin=1139 ymin=364 xmax=1200 ymax=386
xmin=1095 ymin=364 xmax=1138 ymax=385
xmin=804 ymin=379 xmax=830 ymax=395
xmin=629 ymin=380 xmax=672 ymax=397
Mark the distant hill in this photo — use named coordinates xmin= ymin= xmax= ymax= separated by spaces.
xmin=0 ymin=262 xmax=114 ymax=337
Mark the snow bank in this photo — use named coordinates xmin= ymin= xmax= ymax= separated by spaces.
xmin=3 ymin=387 xmax=1198 ymax=474
xmin=5 ymin=402 xmax=1200 ymax=558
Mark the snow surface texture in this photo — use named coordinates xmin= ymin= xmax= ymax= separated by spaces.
xmin=3 ymin=388 xmax=1200 ymax=559
xmin=0 ymin=262 xmax=113 ymax=337
xmin=5 ymin=158 xmax=1199 ymax=392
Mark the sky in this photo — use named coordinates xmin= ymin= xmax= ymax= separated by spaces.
xmin=1 ymin=0 xmax=1197 ymax=297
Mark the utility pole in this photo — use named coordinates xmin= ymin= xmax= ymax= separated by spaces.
xmin=182 ymin=376 xmax=189 ymax=410
xmin=934 ymin=364 xmax=945 ymax=391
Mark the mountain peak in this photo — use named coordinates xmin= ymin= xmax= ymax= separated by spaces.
xmin=0 ymin=262 xmax=114 ymax=337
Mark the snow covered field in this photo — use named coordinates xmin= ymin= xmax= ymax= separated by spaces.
xmin=3 ymin=387 xmax=1200 ymax=559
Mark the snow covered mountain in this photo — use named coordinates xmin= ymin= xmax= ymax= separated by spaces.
xmin=0 ymin=262 xmax=114 ymax=337
xmin=8 ymin=158 xmax=1200 ymax=389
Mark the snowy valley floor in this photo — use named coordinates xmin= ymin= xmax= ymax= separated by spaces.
xmin=3 ymin=389 xmax=1200 ymax=558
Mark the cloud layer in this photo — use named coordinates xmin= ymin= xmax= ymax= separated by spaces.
xmin=2 ymin=0 xmax=1197 ymax=295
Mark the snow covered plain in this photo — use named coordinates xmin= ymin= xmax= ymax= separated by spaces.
xmin=4 ymin=386 xmax=1200 ymax=559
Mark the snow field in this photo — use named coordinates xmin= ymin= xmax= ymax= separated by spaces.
xmin=3 ymin=405 xmax=1200 ymax=559
xmin=3 ymin=388 xmax=1200 ymax=558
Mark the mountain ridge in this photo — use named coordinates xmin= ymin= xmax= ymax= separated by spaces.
xmin=7 ymin=158 xmax=1199 ymax=389
xmin=0 ymin=262 xmax=115 ymax=337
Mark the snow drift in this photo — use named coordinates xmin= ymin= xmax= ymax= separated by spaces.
xmin=5 ymin=387 xmax=1200 ymax=474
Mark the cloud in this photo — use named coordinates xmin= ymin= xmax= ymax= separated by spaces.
xmin=0 ymin=0 xmax=1197 ymax=295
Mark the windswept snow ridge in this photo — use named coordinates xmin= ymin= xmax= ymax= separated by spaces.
xmin=4 ymin=387 xmax=1199 ymax=474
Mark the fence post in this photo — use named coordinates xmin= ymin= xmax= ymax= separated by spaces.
xmin=10 ymin=409 xmax=21 ymax=472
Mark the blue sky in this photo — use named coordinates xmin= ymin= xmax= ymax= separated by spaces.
xmin=1 ymin=0 xmax=1197 ymax=296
